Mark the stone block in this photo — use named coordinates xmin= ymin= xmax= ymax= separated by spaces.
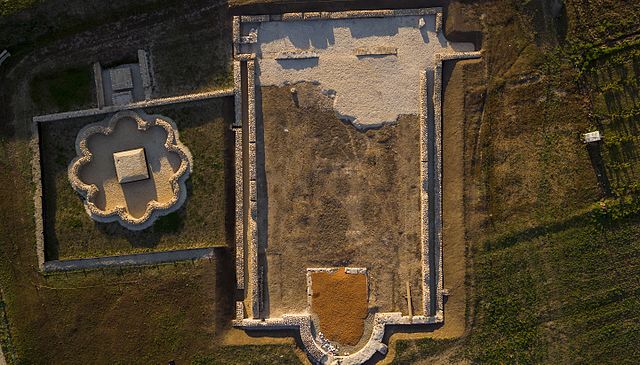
xmin=110 ymin=67 xmax=133 ymax=91
xmin=113 ymin=148 xmax=149 ymax=183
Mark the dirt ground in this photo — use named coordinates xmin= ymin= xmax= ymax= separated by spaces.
xmin=310 ymin=268 xmax=368 ymax=346
xmin=261 ymin=82 xmax=423 ymax=319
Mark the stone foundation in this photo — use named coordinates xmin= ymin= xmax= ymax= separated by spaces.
xmin=233 ymin=7 xmax=481 ymax=364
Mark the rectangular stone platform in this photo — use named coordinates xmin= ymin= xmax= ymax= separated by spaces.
xmin=113 ymin=147 xmax=149 ymax=183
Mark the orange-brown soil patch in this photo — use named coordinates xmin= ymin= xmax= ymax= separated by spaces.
xmin=310 ymin=268 xmax=368 ymax=346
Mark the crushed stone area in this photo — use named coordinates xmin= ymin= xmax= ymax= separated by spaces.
xmin=245 ymin=15 xmax=474 ymax=127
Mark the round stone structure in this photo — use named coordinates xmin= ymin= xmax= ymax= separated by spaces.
xmin=68 ymin=110 xmax=193 ymax=230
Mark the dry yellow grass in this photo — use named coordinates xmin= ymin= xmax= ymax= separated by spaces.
xmin=310 ymin=268 xmax=368 ymax=346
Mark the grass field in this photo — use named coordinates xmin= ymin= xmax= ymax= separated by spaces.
xmin=151 ymin=6 xmax=233 ymax=98
xmin=39 ymin=98 xmax=232 ymax=260
xmin=0 ymin=0 xmax=38 ymax=16
xmin=30 ymin=67 xmax=94 ymax=113
xmin=3 ymin=0 xmax=640 ymax=363
xmin=388 ymin=0 xmax=640 ymax=363
xmin=0 ymin=134 xmax=299 ymax=364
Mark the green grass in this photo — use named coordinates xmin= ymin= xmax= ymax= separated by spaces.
xmin=192 ymin=346 xmax=303 ymax=365
xmin=151 ymin=7 xmax=233 ymax=97
xmin=39 ymin=98 xmax=231 ymax=260
xmin=390 ymin=0 xmax=640 ymax=363
xmin=390 ymin=338 xmax=458 ymax=364
xmin=0 ymin=293 xmax=15 ymax=365
xmin=0 ymin=134 xmax=296 ymax=363
xmin=0 ymin=0 xmax=39 ymax=16
xmin=153 ymin=212 xmax=183 ymax=233
xmin=469 ymin=213 xmax=640 ymax=364
xmin=29 ymin=67 xmax=93 ymax=113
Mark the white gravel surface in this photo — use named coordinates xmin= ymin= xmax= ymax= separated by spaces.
xmin=245 ymin=15 xmax=475 ymax=128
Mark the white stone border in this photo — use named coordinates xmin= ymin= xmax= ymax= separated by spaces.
xmin=232 ymin=8 xmax=482 ymax=364
xmin=234 ymin=312 xmax=439 ymax=365
xmin=67 ymin=110 xmax=193 ymax=230
xmin=234 ymin=8 xmax=443 ymax=60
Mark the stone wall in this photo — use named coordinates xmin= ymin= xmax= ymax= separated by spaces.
xmin=419 ymin=70 xmax=431 ymax=316
xmin=234 ymin=128 xmax=244 ymax=290
xmin=138 ymin=49 xmax=153 ymax=100
xmin=33 ymin=88 xmax=233 ymax=123
xmin=232 ymin=7 xmax=482 ymax=363
xmin=93 ymin=62 xmax=105 ymax=108
xmin=239 ymin=8 xmax=442 ymax=24
xmin=245 ymin=59 xmax=260 ymax=319
xmin=30 ymin=121 xmax=46 ymax=270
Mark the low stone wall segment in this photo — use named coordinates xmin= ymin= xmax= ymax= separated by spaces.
xmin=93 ymin=62 xmax=105 ymax=108
xmin=30 ymin=121 xmax=46 ymax=270
xmin=43 ymin=247 xmax=217 ymax=272
xmin=234 ymin=128 xmax=245 ymax=290
xmin=33 ymin=88 xmax=234 ymax=123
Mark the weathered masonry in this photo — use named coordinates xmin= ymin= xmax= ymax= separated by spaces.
xmin=232 ymin=7 xmax=480 ymax=365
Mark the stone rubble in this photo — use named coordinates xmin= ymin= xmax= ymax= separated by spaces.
xmin=230 ymin=8 xmax=482 ymax=364
xmin=137 ymin=49 xmax=153 ymax=100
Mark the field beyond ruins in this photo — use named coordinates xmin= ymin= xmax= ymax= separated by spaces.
xmin=0 ymin=0 xmax=639 ymax=364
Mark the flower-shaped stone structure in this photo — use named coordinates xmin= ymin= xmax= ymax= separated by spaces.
xmin=68 ymin=110 xmax=193 ymax=230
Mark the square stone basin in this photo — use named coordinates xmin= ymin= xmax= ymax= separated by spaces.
xmin=113 ymin=147 xmax=149 ymax=184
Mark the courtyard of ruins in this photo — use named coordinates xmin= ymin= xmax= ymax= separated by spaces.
xmin=232 ymin=8 xmax=479 ymax=364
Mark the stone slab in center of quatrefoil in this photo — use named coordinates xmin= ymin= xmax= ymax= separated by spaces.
xmin=113 ymin=147 xmax=149 ymax=184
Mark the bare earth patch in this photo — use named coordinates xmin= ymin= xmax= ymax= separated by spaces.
xmin=262 ymin=82 xmax=423 ymax=317
xmin=311 ymin=268 xmax=368 ymax=346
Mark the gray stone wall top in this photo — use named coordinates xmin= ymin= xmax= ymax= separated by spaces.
xmin=33 ymin=88 xmax=233 ymax=123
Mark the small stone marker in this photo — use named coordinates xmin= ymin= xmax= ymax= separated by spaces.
xmin=354 ymin=46 xmax=398 ymax=57
xmin=583 ymin=130 xmax=602 ymax=143
xmin=111 ymin=90 xmax=133 ymax=106
xmin=110 ymin=67 xmax=134 ymax=91
xmin=406 ymin=281 xmax=413 ymax=317
xmin=0 ymin=49 xmax=10 ymax=66
xmin=275 ymin=50 xmax=319 ymax=60
xmin=113 ymin=148 xmax=149 ymax=183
